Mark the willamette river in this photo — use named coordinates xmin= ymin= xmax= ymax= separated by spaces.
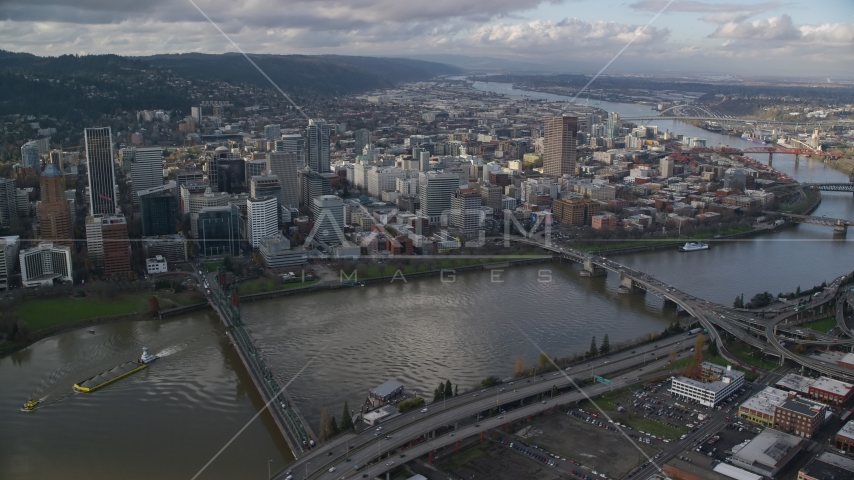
xmin=0 ymin=83 xmax=851 ymax=479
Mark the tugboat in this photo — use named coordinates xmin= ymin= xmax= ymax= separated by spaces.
xmin=21 ymin=398 xmax=41 ymax=412
xmin=679 ymin=241 xmax=709 ymax=252
xmin=139 ymin=347 xmax=159 ymax=364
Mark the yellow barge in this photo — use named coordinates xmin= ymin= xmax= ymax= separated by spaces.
xmin=73 ymin=361 xmax=147 ymax=392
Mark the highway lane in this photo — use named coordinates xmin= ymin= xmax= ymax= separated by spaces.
xmin=306 ymin=352 xmax=695 ymax=480
xmin=277 ymin=334 xmax=700 ymax=479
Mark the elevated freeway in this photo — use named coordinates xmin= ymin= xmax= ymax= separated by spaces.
xmin=276 ymin=333 xmax=698 ymax=480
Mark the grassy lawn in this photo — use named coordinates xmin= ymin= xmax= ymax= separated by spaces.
xmin=238 ymin=277 xmax=318 ymax=294
xmin=725 ymin=342 xmax=781 ymax=371
xmin=18 ymin=294 xmax=150 ymax=330
xmin=204 ymin=261 xmax=223 ymax=272
xmin=801 ymin=317 xmax=837 ymax=333
xmin=16 ymin=291 xmax=203 ymax=331
xmin=623 ymin=417 xmax=687 ymax=439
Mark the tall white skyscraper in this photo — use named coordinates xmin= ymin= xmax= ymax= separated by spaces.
xmin=129 ymin=147 xmax=163 ymax=205
xmin=85 ymin=127 xmax=117 ymax=216
xmin=21 ymin=141 xmax=40 ymax=172
xmin=419 ymin=171 xmax=460 ymax=226
xmin=266 ymin=152 xmax=299 ymax=209
xmin=246 ymin=196 xmax=279 ymax=248
xmin=306 ymin=119 xmax=331 ymax=173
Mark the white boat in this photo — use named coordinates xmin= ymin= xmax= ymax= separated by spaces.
xmin=139 ymin=347 xmax=159 ymax=364
xmin=679 ymin=242 xmax=709 ymax=252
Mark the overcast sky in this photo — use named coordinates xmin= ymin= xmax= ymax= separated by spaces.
xmin=1 ymin=0 xmax=853 ymax=77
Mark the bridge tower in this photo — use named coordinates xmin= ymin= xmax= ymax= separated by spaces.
xmin=580 ymin=258 xmax=606 ymax=277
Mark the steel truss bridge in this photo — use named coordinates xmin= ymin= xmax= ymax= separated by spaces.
xmin=621 ymin=115 xmax=853 ymax=128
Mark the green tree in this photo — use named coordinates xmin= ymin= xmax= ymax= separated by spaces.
xmin=514 ymin=357 xmax=526 ymax=377
xmin=330 ymin=416 xmax=339 ymax=437
xmin=481 ymin=376 xmax=502 ymax=387
xmin=588 ymin=336 xmax=598 ymax=359
xmin=599 ymin=334 xmax=611 ymax=355
xmin=339 ymin=401 xmax=353 ymax=431
xmin=537 ymin=352 xmax=550 ymax=371
xmin=708 ymin=340 xmax=719 ymax=356
xmin=222 ymin=255 xmax=233 ymax=272
xmin=454 ymin=384 xmax=458 ymax=397
xmin=444 ymin=380 xmax=453 ymax=399
xmin=433 ymin=386 xmax=441 ymax=402
xmin=733 ymin=294 xmax=744 ymax=308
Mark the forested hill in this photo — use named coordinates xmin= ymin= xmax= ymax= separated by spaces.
xmin=0 ymin=50 xmax=461 ymax=122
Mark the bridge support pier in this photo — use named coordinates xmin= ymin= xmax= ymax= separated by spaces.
xmin=795 ymin=154 xmax=799 ymax=165
xmin=580 ymin=259 xmax=607 ymax=277
xmin=618 ymin=274 xmax=644 ymax=294
xmin=834 ymin=224 xmax=848 ymax=236
xmin=768 ymin=153 xmax=773 ymax=165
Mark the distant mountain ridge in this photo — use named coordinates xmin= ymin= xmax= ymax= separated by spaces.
xmin=0 ymin=50 xmax=461 ymax=127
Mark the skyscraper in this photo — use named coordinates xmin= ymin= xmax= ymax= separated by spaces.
xmin=450 ymin=188 xmax=483 ymax=239
xmin=543 ymin=116 xmax=577 ymax=178
xmin=246 ymin=196 xmax=278 ymax=248
xmin=21 ymin=141 xmax=41 ymax=172
xmin=306 ymin=119 xmax=331 ymax=173
xmin=266 ymin=152 xmax=299 ymax=209
xmin=299 ymin=169 xmax=332 ymax=209
xmin=276 ymin=134 xmax=306 ymax=169
xmin=264 ymin=124 xmax=281 ymax=141
xmin=86 ymin=214 xmax=131 ymax=275
xmin=129 ymin=147 xmax=163 ymax=205
xmin=197 ymin=205 xmax=240 ymax=257
xmin=0 ymin=178 xmax=17 ymax=228
xmin=419 ymin=171 xmax=460 ymax=226
xmin=139 ymin=188 xmax=177 ymax=237
xmin=606 ymin=112 xmax=620 ymax=139
xmin=309 ymin=195 xmax=345 ymax=245
xmin=354 ymin=128 xmax=372 ymax=155
xmin=38 ymin=164 xmax=73 ymax=246
xmin=85 ymin=127 xmax=117 ymax=216
xmin=250 ymin=174 xmax=283 ymax=214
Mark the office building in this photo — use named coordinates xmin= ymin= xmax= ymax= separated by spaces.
xmin=367 ymin=167 xmax=406 ymax=197
xmin=543 ymin=116 xmax=577 ymax=177
xmin=276 ymin=134 xmax=306 ymax=169
xmin=38 ymin=164 xmax=73 ymax=246
xmin=176 ymin=170 xmax=204 ymax=187
xmin=0 ymin=178 xmax=17 ymax=228
xmin=553 ymin=197 xmax=601 ymax=226
xmin=183 ymin=187 xmax=232 ymax=238
xmin=208 ymin=146 xmax=246 ymax=193
xmin=299 ymin=169 xmax=332 ymax=209
xmin=146 ymin=255 xmax=168 ymax=275
xmin=197 ymin=205 xmax=240 ymax=257
xmin=259 ymin=234 xmax=308 ymax=269
xmin=139 ymin=186 xmax=177 ymax=237
xmin=263 ymin=124 xmax=281 ymax=141
xmin=250 ymin=174 xmax=283 ymax=217
xmin=419 ymin=171 xmax=460 ymax=226
xmin=479 ymin=183 xmax=503 ymax=212
xmin=142 ymin=234 xmax=187 ymax=263
xmin=306 ymin=119 xmax=331 ymax=173
xmin=775 ymin=395 xmax=826 ymax=438
xmin=725 ymin=168 xmax=747 ymax=192
xmin=660 ymin=157 xmax=675 ymax=178
xmin=0 ymin=236 xmax=20 ymax=291
xmin=21 ymin=141 xmax=41 ymax=171
xmin=450 ymin=189 xmax=482 ymax=239
xmin=85 ymin=127 xmax=118 ymax=216
xmin=669 ymin=362 xmax=744 ymax=407
xmin=246 ymin=196 xmax=278 ymax=248
xmin=245 ymin=158 xmax=268 ymax=181
xmin=20 ymin=242 xmax=73 ymax=287
xmin=354 ymin=128 xmax=372 ymax=155
xmin=309 ymin=195 xmax=345 ymax=245
xmin=266 ymin=152 xmax=299 ymax=209
xmin=128 ymin=147 xmax=163 ymax=205
xmin=86 ymin=215 xmax=131 ymax=275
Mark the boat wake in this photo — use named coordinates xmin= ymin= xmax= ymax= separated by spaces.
xmin=154 ymin=345 xmax=182 ymax=358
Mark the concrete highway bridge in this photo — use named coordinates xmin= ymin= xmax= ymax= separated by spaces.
xmin=620 ymin=114 xmax=853 ymax=128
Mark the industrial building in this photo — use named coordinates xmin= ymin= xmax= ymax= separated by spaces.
xmin=730 ymin=428 xmax=804 ymax=477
